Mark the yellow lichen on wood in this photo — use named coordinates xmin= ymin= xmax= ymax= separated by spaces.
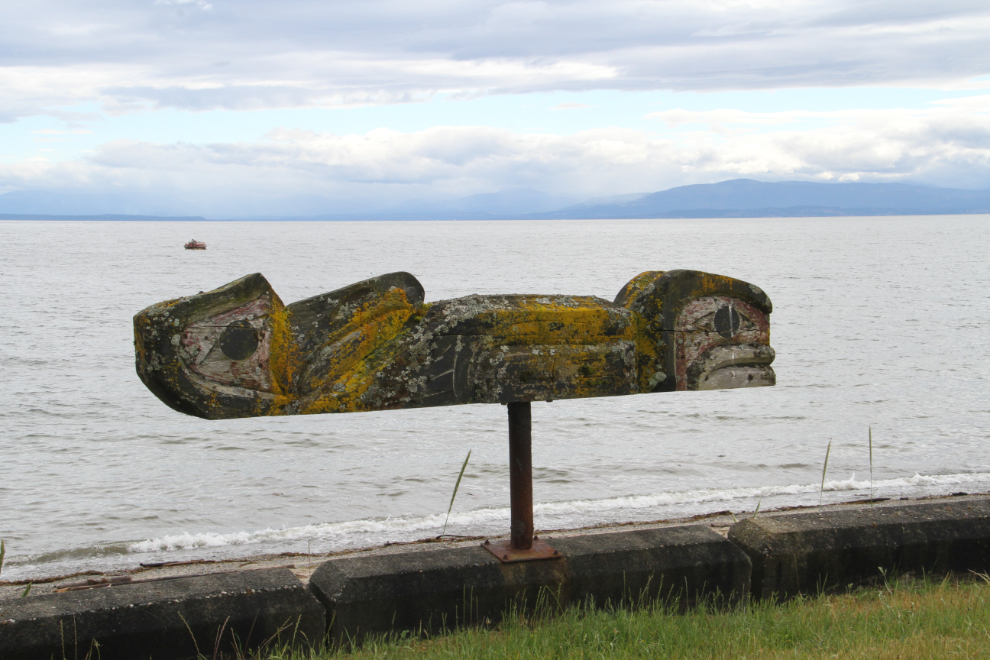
xmin=298 ymin=288 xmax=420 ymax=415
xmin=541 ymin=344 xmax=633 ymax=399
xmin=623 ymin=271 xmax=661 ymax=299
xmin=264 ymin=299 xmax=297 ymax=414
xmin=689 ymin=274 xmax=736 ymax=299
xmin=629 ymin=312 xmax=661 ymax=392
xmin=473 ymin=297 xmax=632 ymax=346
xmin=324 ymin=312 xmax=414 ymax=412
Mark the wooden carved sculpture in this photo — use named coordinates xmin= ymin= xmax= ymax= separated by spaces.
xmin=134 ymin=270 xmax=774 ymax=420
xmin=134 ymin=270 xmax=775 ymax=561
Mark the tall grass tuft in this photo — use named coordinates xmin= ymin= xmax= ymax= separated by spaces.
xmin=442 ymin=450 xmax=471 ymax=537
xmin=819 ymin=440 xmax=832 ymax=508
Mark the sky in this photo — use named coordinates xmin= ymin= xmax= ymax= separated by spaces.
xmin=2 ymin=0 xmax=990 ymax=217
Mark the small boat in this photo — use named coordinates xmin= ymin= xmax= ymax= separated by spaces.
xmin=184 ymin=239 xmax=206 ymax=250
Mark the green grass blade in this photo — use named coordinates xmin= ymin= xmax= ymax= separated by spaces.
xmin=753 ymin=498 xmax=762 ymax=519
xmin=21 ymin=583 xmax=31 ymax=598
xmin=869 ymin=426 xmax=874 ymax=506
xmin=0 ymin=539 xmax=5 ymax=577
xmin=442 ymin=450 xmax=472 ymax=536
xmin=819 ymin=440 xmax=832 ymax=508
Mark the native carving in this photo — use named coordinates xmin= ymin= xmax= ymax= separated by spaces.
xmin=134 ymin=270 xmax=775 ymax=420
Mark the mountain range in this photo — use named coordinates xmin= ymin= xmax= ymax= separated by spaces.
xmin=533 ymin=179 xmax=990 ymax=219
xmin=2 ymin=179 xmax=989 ymax=220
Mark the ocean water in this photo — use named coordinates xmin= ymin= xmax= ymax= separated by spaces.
xmin=1 ymin=216 xmax=988 ymax=581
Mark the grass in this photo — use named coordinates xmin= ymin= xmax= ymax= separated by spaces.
xmin=870 ymin=425 xmax=875 ymax=505
xmin=442 ymin=450 xmax=471 ymax=537
xmin=819 ymin=439 xmax=832 ymax=507
xmin=245 ymin=573 xmax=990 ymax=660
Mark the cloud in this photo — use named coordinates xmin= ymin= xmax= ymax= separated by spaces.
xmin=2 ymin=1 xmax=990 ymax=118
xmin=650 ymin=108 xmax=835 ymax=128
xmin=3 ymin=98 xmax=989 ymax=216
xmin=550 ymin=102 xmax=592 ymax=110
xmin=153 ymin=0 xmax=213 ymax=10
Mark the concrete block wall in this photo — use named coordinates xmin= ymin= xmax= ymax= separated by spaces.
xmin=729 ymin=499 xmax=990 ymax=601
xmin=309 ymin=525 xmax=751 ymax=646
xmin=0 ymin=568 xmax=325 ymax=660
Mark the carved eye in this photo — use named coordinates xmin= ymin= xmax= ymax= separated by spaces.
xmin=219 ymin=320 xmax=260 ymax=361
xmin=714 ymin=305 xmax=741 ymax=338
xmin=689 ymin=304 xmax=756 ymax=337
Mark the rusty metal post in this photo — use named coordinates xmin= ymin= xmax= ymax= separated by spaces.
xmin=481 ymin=402 xmax=559 ymax=562
xmin=507 ymin=401 xmax=533 ymax=550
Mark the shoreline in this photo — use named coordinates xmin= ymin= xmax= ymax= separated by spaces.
xmin=5 ymin=492 xmax=989 ymax=658
xmin=2 ymin=490 xmax=978 ymax=602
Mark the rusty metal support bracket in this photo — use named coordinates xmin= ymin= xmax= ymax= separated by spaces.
xmin=482 ymin=537 xmax=560 ymax=562
xmin=482 ymin=401 xmax=561 ymax=563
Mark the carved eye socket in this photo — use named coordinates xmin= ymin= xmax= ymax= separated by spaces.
xmin=219 ymin=320 xmax=260 ymax=361
xmin=714 ymin=305 xmax=741 ymax=338
xmin=679 ymin=299 xmax=759 ymax=337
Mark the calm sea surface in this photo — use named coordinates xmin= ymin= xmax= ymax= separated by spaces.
xmin=1 ymin=216 xmax=988 ymax=580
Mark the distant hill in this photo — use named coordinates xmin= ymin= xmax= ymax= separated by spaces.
xmin=0 ymin=187 xmax=576 ymax=220
xmin=3 ymin=180 xmax=989 ymax=220
xmin=374 ymin=187 xmax=579 ymax=219
xmin=239 ymin=188 xmax=581 ymax=221
xmin=0 ymin=213 xmax=209 ymax=221
xmin=531 ymin=179 xmax=990 ymax=219
xmin=0 ymin=190 xmax=201 ymax=217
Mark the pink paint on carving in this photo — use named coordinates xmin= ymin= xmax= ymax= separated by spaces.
xmin=181 ymin=295 xmax=275 ymax=392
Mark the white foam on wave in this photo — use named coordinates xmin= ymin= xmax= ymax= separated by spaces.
xmin=127 ymin=512 xmax=456 ymax=553
xmin=127 ymin=471 xmax=990 ymax=555
xmin=532 ymin=471 xmax=990 ymax=517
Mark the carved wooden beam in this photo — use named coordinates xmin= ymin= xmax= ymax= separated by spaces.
xmin=135 ymin=270 xmax=773 ymax=420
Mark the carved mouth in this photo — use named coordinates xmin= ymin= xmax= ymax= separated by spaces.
xmin=687 ymin=344 xmax=776 ymax=390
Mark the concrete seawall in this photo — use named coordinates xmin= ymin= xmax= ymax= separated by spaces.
xmin=0 ymin=568 xmax=325 ymax=660
xmin=729 ymin=498 xmax=990 ymax=601
xmin=308 ymin=525 xmax=750 ymax=647
xmin=3 ymin=495 xmax=990 ymax=658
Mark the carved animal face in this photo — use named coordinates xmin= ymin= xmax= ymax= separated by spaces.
xmin=674 ymin=295 xmax=774 ymax=390
xmin=133 ymin=273 xmax=288 ymax=418
xmin=613 ymin=269 xmax=775 ymax=393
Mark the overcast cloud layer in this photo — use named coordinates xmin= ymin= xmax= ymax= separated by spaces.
xmin=2 ymin=0 xmax=989 ymax=215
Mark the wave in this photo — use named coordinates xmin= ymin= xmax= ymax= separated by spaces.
xmin=127 ymin=515 xmax=453 ymax=553
xmin=126 ymin=471 xmax=990 ymax=555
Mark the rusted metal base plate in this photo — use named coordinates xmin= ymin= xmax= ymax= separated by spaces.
xmin=481 ymin=539 xmax=561 ymax=563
